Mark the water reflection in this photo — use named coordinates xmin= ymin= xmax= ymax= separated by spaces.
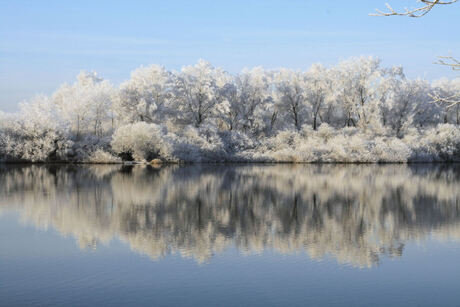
xmin=0 ymin=164 xmax=459 ymax=267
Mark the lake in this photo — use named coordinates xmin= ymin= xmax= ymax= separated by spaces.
xmin=1 ymin=164 xmax=460 ymax=306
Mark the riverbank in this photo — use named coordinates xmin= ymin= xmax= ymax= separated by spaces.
xmin=1 ymin=123 xmax=459 ymax=164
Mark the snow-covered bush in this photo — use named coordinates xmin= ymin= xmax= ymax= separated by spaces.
xmin=170 ymin=124 xmax=229 ymax=162
xmin=87 ymin=149 xmax=122 ymax=164
xmin=404 ymin=124 xmax=460 ymax=162
xmin=219 ymin=130 xmax=255 ymax=155
xmin=256 ymin=125 xmax=415 ymax=163
xmin=317 ymin=123 xmax=336 ymax=142
xmin=0 ymin=96 xmax=73 ymax=162
xmin=111 ymin=122 xmax=172 ymax=161
xmin=70 ymin=135 xmax=113 ymax=162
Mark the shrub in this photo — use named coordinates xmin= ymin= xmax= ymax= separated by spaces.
xmin=111 ymin=122 xmax=171 ymax=161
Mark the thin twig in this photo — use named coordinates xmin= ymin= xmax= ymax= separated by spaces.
xmin=370 ymin=0 xmax=458 ymax=18
xmin=435 ymin=56 xmax=460 ymax=71
xmin=429 ymin=92 xmax=460 ymax=108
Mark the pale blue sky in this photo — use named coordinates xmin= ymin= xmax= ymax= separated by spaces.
xmin=0 ymin=0 xmax=459 ymax=112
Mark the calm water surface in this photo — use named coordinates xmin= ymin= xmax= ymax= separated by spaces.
xmin=0 ymin=164 xmax=460 ymax=306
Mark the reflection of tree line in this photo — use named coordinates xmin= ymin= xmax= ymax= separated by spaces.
xmin=0 ymin=164 xmax=459 ymax=267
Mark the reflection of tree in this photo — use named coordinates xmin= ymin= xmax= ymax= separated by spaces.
xmin=0 ymin=164 xmax=459 ymax=267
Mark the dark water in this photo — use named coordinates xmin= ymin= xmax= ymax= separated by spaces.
xmin=1 ymin=164 xmax=460 ymax=306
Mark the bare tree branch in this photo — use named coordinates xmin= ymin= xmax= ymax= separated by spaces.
xmin=435 ymin=56 xmax=460 ymax=70
xmin=372 ymin=1 xmax=459 ymax=107
xmin=429 ymin=92 xmax=460 ymax=108
xmin=371 ymin=0 xmax=458 ymax=18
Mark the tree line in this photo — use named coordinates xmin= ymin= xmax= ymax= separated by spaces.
xmin=0 ymin=57 xmax=459 ymax=162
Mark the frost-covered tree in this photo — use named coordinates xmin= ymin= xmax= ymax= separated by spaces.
xmin=432 ymin=78 xmax=460 ymax=124
xmin=384 ymin=79 xmax=433 ymax=136
xmin=236 ymin=67 xmax=275 ymax=136
xmin=373 ymin=0 xmax=460 ymax=107
xmin=1 ymin=57 xmax=459 ymax=163
xmin=332 ymin=57 xmax=404 ymax=131
xmin=53 ymin=71 xmax=114 ymax=138
xmin=215 ymin=81 xmax=239 ymax=131
xmin=0 ymin=95 xmax=72 ymax=162
xmin=172 ymin=60 xmax=231 ymax=127
xmin=114 ymin=65 xmax=173 ymax=124
xmin=305 ymin=64 xmax=334 ymax=130
xmin=274 ymin=68 xmax=309 ymax=131
xmin=332 ymin=57 xmax=380 ymax=128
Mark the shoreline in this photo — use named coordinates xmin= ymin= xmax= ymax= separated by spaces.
xmin=1 ymin=160 xmax=459 ymax=165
